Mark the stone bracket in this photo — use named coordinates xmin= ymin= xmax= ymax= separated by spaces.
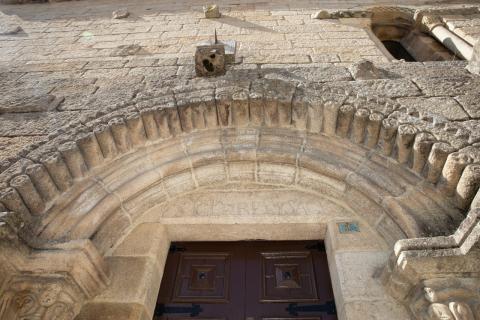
xmin=0 ymin=238 xmax=109 ymax=320
xmin=382 ymin=208 xmax=480 ymax=319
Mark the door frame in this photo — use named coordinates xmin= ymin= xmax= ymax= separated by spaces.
xmin=155 ymin=240 xmax=337 ymax=319
xmin=76 ymin=220 xmax=409 ymax=320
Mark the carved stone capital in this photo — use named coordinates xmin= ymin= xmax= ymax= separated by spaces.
xmin=0 ymin=239 xmax=109 ymax=320
xmin=382 ymin=208 xmax=480 ymax=319
xmin=410 ymin=278 xmax=480 ymax=320
xmin=0 ymin=277 xmax=81 ymax=320
xmin=421 ymin=15 xmax=444 ymax=31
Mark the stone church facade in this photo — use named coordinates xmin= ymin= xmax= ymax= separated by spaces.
xmin=0 ymin=0 xmax=480 ymax=319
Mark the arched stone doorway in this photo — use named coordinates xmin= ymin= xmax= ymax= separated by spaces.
xmin=1 ymin=75 xmax=479 ymax=320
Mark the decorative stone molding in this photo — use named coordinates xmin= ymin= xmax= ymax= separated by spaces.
xmin=382 ymin=207 xmax=480 ymax=319
xmin=312 ymin=6 xmax=479 ymax=28
xmin=410 ymin=279 xmax=480 ymax=320
xmin=420 ymin=15 xmax=443 ymax=32
xmin=418 ymin=13 xmax=474 ymax=60
xmin=0 ymin=76 xmax=478 ymax=247
xmin=0 ymin=235 xmax=109 ymax=320
xmin=0 ymin=74 xmax=479 ymax=319
xmin=0 ymin=278 xmax=81 ymax=320
xmin=311 ymin=9 xmax=372 ymax=19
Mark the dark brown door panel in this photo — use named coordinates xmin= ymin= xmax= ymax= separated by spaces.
xmin=155 ymin=241 xmax=337 ymax=320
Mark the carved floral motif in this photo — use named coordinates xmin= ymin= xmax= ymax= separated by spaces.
xmin=0 ymin=280 xmax=79 ymax=320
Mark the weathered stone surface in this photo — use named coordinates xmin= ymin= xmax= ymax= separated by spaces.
xmin=397 ymin=97 xmax=469 ymax=120
xmin=0 ymin=13 xmax=22 ymax=36
xmin=57 ymin=93 xmax=98 ymax=111
xmin=467 ymin=42 xmax=480 ymax=74
xmin=112 ymin=9 xmax=129 ymax=19
xmin=151 ymin=188 xmax=344 ymax=220
xmin=195 ymin=44 xmax=226 ymax=77
xmin=344 ymin=300 xmax=410 ymax=320
xmin=75 ymin=302 xmax=151 ymax=320
xmin=0 ymin=239 xmax=109 ymax=320
xmin=0 ymin=3 xmax=480 ymax=320
xmin=414 ymin=76 xmax=480 ymax=97
xmin=0 ymin=23 xmax=22 ymax=35
xmin=197 ymin=39 xmax=236 ymax=64
xmin=350 ymin=59 xmax=391 ymax=80
xmin=263 ymin=65 xmax=352 ymax=83
xmin=325 ymin=79 xmax=421 ymax=98
xmin=244 ymin=54 xmax=311 ymax=64
xmin=0 ymin=71 xmax=473 ymax=246
xmin=0 ymin=94 xmax=63 ymax=113
xmin=0 ymin=136 xmax=46 ymax=162
xmin=381 ymin=62 xmax=470 ymax=79
xmin=0 ymin=279 xmax=80 ymax=319
xmin=93 ymin=256 xmax=162 ymax=319
xmin=203 ymin=4 xmax=221 ymax=19
xmin=455 ymin=94 xmax=480 ymax=118
xmin=110 ymin=44 xmax=144 ymax=57
xmin=410 ymin=279 xmax=480 ymax=320
xmin=0 ymin=111 xmax=80 ymax=136
xmin=312 ymin=10 xmax=331 ymax=19
xmin=467 ymin=61 xmax=480 ymax=75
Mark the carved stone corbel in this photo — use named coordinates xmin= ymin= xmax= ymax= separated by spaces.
xmin=382 ymin=208 xmax=480 ymax=319
xmin=0 ymin=277 xmax=81 ymax=320
xmin=410 ymin=278 xmax=480 ymax=320
xmin=0 ymin=217 xmax=110 ymax=320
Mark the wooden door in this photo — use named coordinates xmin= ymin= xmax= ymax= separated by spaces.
xmin=154 ymin=241 xmax=337 ymax=320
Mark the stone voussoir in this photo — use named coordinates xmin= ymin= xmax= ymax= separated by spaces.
xmin=0 ymin=76 xmax=479 ymax=244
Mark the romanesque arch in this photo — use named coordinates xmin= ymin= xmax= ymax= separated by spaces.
xmin=1 ymin=74 xmax=479 ymax=320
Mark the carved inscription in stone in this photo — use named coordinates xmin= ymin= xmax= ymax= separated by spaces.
xmin=157 ymin=190 xmax=347 ymax=219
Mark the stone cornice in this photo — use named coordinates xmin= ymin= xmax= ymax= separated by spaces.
xmin=393 ymin=208 xmax=480 ymax=257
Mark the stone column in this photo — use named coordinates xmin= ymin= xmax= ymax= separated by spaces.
xmin=422 ymin=15 xmax=473 ymax=60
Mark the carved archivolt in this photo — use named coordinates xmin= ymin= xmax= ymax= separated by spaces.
xmin=0 ymin=76 xmax=479 ymax=320
xmin=0 ymin=77 xmax=478 ymax=246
